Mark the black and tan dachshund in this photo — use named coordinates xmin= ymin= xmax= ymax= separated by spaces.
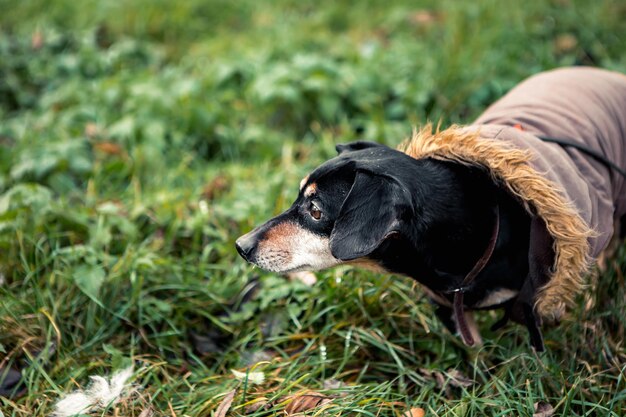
xmin=236 ymin=141 xmax=551 ymax=349
xmin=236 ymin=67 xmax=626 ymax=351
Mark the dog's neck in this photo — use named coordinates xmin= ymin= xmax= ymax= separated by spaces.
xmin=369 ymin=159 xmax=505 ymax=292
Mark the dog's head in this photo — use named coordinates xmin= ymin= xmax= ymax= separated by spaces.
xmin=235 ymin=141 xmax=427 ymax=273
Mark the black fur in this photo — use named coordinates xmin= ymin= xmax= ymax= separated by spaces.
xmin=237 ymin=141 xmax=554 ymax=349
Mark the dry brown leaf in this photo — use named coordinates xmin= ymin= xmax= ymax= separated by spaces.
xmin=284 ymin=393 xmax=332 ymax=415
xmin=322 ymin=379 xmax=345 ymax=390
xmin=408 ymin=10 xmax=439 ymax=26
xmin=138 ymin=407 xmax=155 ymax=417
xmin=446 ymin=369 xmax=475 ymax=388
xmin=202 ymin=175 xmax=230 ymax=201
xmin=554 ymin=34 xmax=577 ymax=53
xmin=31 ymin=30 xmax=44 ymax=49
xmin=215 ymin=389 xmax=237 ymax=417
xmin=244 ymin=398 xmax=268 ymax=414
xmin=533 ymin=401 xmax=555 ymax=417
xmin=85 ymin=123 xmax=100 ymax=138
xmin=94 ymin=141 xmax=124 ymax=156
xmin=402 ymin=407 xmax=426 ymax=417
xmin=418 ymin=368 xmax=474 ymax=389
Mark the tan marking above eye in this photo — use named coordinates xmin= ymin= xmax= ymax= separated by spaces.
xmin=304 ymin=183 xmax=317 ymax=198
xmin=299 ymin=175 xmax=310 ymax=191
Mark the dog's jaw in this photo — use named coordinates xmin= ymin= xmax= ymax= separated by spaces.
xmin=251 ymin=222 xmax=341 ymax=273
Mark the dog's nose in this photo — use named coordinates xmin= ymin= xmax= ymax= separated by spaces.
xmin=235 ymin=233 xmax=256 ymax=261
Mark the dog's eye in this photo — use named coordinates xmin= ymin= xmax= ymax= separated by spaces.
xmin=309 ymin=203 xmax=322 ymax=220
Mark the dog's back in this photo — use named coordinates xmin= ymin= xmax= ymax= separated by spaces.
xmin=475 ymin=67 xmax=626 ymax=157
xmin=473 ymin=67 xmax=626 ymax=254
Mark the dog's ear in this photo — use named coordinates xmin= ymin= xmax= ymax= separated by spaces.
xmin=336 ymin=141 xmax=383 ymax=155
xmin=330 ymin=170 xmax=410 ymax=260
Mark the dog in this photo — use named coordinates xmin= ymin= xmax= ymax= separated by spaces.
xmin=236 ymin=67 xmax=626 ymax=351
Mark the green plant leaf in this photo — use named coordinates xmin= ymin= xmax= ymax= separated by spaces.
xmin=72 ymin=264 xmax=106 ymax=302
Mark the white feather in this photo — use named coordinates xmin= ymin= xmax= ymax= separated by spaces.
xmin=231 ymin=369 xmax=265 ymax=385
xmin=52 ymin=367 xmax=134 ymax=417
xmin=53 ymin=392 xmax=93 ymax=416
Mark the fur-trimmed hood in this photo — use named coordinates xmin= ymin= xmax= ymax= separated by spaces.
xmin=398 ymin=67 xmax=626 ymax=320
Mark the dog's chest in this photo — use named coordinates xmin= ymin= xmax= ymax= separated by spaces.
xmin=474 ymin=288 xmax=519 ymax=308
xmin=423 ymin=286 xmax=519 ymax=309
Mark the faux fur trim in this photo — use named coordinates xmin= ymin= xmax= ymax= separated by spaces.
xmin=398 ymin=124 xmax=593 ymax=320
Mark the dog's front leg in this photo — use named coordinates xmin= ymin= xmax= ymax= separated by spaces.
xmin=510 ymin=216 xmax=555 ymax=351
xmin=433 ymin=302 xmax=456 ymax=333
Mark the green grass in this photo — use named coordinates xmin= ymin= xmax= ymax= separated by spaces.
xmin=0 ymin=0 xmax=625 ymax=415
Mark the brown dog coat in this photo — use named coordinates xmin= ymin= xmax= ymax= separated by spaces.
xmin=400 ymin=67 xmax=626 ymax=320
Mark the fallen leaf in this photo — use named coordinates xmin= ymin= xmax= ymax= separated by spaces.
xmin=445 ymin=369 xmax=475 ymax=388
xmin=533 ymin=401 xmax=555 ymax=417
xmin=554 ymin=34 xmax=577 ymax=53
xmin=284 ymin=393 xmax=332 ymax=415
xmin=418 ymin=368 xmax=475 ymax=389
xmin=72 ymin=264 xmax=106 ymax=303
xmin=417 ymin=368 xmax=475 ymax=399
xmin=93 ymin=142 xmax=124 ymax=156
xmin=202 ymin=175 xmax=230 ymax=201
xmin=215 ymin=389 xmax=236 ymax=417
xmin=0 ymin=366 xmax=25 ymax=398
xmin=402 ymin=407 xmax=426 ymax=417
xmin=231 ymin=369 xmax=265 ymax=385
xmin=85 ymin=123 xmax=100 ymax=138
xmin=408 ymin=10 xmax=439 ymax=26
xmin=243 ymin=398 xmax=268 ymax=414
xmin=189 ymin=328 xmax=231 ymax=355
xmin=138 ymin=407 xmax=155 ymax=417
xmin=95 ymin=24 xmax=113 ymax=48
xmin=31 ymin=30 xmax=44 ymax=49
xmin=322 ymin=379 xmax=345 ymax=390
xmin=434 ymin=371 xmax=445 ymax=389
